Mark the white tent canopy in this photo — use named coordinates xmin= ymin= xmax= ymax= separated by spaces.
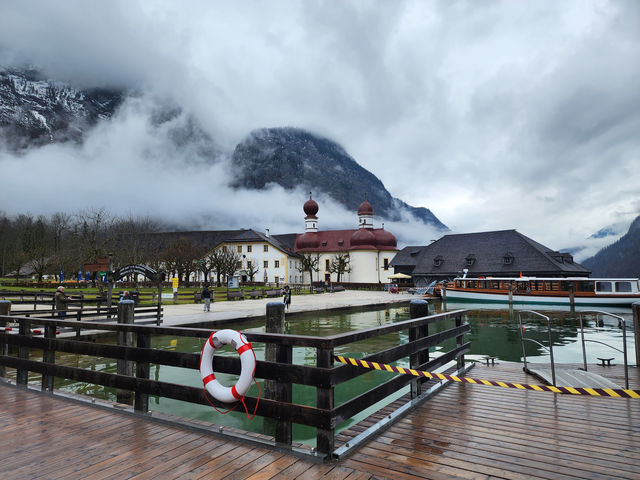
xmin=387 ymin=273 xmax=412 ymax=279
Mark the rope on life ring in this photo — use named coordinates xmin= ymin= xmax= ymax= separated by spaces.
xmin=199 ymin=329 xmax=259 ymax=418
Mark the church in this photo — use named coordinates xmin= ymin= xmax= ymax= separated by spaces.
xmin=293 ymin=195 xmax=399 ymax=284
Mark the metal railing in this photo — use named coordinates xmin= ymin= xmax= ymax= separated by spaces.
xmin=518 ymin=310 xmax=556 ymax=386
xmin=578 ymin=310 xmax=629 ymax=389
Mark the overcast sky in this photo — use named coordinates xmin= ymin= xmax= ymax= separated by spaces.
xmin=1 ymin=0 xmax=639 ymax=261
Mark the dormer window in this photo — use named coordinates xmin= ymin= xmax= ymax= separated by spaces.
xmin=433 ymin=255 xmax=444 ymax=267
xmin=338 ymin=240 xmax=344 ymax=246
xmin=503 ymin=253 xmax=514 ymax=265
xmin=321 ymin=241 xmax=327 ymax=247
xmin=465 ymin=254 xmax=476 ymax=267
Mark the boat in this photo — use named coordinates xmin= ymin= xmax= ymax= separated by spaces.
xmin=443 ymin=276 xmax=640 ymax=306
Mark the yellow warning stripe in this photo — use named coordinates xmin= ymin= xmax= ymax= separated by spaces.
xmin=334 ymin=355 xmax=640 ymax=399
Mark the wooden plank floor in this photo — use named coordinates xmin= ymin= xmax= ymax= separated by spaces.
xmin=1 ymin=362 xmax=639 ymax=479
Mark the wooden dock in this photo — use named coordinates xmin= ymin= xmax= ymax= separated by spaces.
xmin=1 ymin=362 xmax=638 ymax=479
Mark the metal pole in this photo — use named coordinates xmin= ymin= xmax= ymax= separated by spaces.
xmin=633 ymin=302 xmax=640 ymax=370
xmin=518 ymin=312 xmax=528 ymax=371
xmin=547 ymin=315 xmax=556 ymax=387
xmin=622 ymin=317 xmax=629 ymax=390
xmin=579 ymin=313 xmax=587 ymax=371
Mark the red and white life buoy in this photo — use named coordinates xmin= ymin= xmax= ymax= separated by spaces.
xmin=200 ymin=329 xmax=256 ymax=403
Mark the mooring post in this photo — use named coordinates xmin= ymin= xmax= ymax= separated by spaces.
xmin=409 ymin=299 xmax=430 ymax=398
xmin=0 ymin=300 xmax=11 ymax=378
xmin=633 ymin=302 xmax=640 ymax=370
xmin=508 ymin=283 xmax=513 ymax=305
xmin=264 ymin=302 xmax=292 ymax=445
xmin=117 ymin=299 xmax=135 ymax=405
xmin=569 ymin=282 xmax=575 ymax=312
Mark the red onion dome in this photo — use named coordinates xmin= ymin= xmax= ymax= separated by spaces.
xmin=295 ymin=232 xmax=320 ymax=250
xmin=357 ymin=199 xmax=374 ymax=215
xmin=303 ymin=195 xmax=319 ymax=217
xmin=350 ymin=228 xmax=376 ymax=248
xmin=374 ymin=228 xmax=397 ymax=247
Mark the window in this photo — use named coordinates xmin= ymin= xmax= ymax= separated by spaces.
xmin=325 ymin=259 xmax=330 ymax=270
xmin=503 ymin=253 xmax=514 ymax=265
xmin=433 ymin=255 xmax=443 ymax=267
xmin=274 ymin=260 xmax=280 ymax=268
xmin=595 ymin=281 xmax=612 ymax=292
xmin=465 ymin=255 xmax=476 ymax=267
xmin=263 ymin=260 xmax=268 ymax=268
xmin=383 ymin=258 xmax=389 ymax=270
xmin=615 ymin=281 xmax=632 ymax=293
xmin=247 ymin=245 xmax=252 ymax=253
xmin=237 ymin=246 xmax=242 ymax=253
xmin=321 ymin=241 xmax=327 ymax=246
xmin=263 ymin=245 xmax=268 ymax=252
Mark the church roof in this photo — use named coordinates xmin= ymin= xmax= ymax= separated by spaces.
xmin=295 ymin=229 xmax=397 ymax=253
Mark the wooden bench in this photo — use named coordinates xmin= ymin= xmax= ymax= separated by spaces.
xmin=314 ymin=288 xmax=325 ymax=294
xmin=265 ymin=289 xmax=282 ymax=298
xmin=597 ymin=357 xmax=614 ymax=366
xmin=330 ymin=285 xmax=345 ymax=292
xmin=248 ymin=290 xmax=263 ymax=299
xmin=227 ymin=291 xmax=245 ymax=301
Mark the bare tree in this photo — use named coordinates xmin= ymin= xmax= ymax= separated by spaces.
xmin=330 ymin=253 xmax=351 ymax=283
xmin=297 ymin=253 xmax=320 ymax=289
xmin=245 ymin=259 xmax=260 ymax=282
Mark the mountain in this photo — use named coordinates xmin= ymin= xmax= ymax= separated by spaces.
xmin=582 ymin=215 xmax=640 ymax=277
xmin=1 ymin=67 xmax=447 ymax=231
xmin=230 ymin=127 xmax=448 ymax=230
xmin=0 ymin=67 xmax=124 ymax=151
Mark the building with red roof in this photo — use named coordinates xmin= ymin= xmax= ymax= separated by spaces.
xmin=294 ymin=195 xmax=398 ymax=284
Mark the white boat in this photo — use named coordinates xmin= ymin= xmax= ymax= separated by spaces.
xmin=443 ymin=276 xmax=640 ymax=306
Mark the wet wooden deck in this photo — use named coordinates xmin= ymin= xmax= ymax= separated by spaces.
xmin=1 ymin=362 xmax=639 ymax=479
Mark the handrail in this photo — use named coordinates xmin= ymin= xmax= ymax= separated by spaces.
xmin=0 ymin=306 xmax=469 ymax=459
xmin=578 ymin=310 xmax=629 ymax=389
xmin=518 ymin=310 xmax=555 ymax=386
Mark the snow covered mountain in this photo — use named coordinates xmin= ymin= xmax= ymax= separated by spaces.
xmin=0 ymin=67 xmax=124 ymax=151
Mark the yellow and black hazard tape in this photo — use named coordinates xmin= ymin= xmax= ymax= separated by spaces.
xmin=334 ymin=355 xmax=640 ymax=399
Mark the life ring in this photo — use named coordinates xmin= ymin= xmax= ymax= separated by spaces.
xmin=200 ymin=329 xmax=256 ymax=403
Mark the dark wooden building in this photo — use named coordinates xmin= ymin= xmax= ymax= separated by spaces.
xmin=391 ymin=230 xmax=591 ymax=287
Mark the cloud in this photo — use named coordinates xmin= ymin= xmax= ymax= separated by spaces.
xmin=1 ymin=0 xmax=639 ymax=260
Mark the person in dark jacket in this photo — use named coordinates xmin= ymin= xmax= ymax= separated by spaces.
xmin=202 ymin=285 xmax=212 ymax=312
xmin=54 ymin=286 xmax=69 ymax=317
xmin=283 ymin=285 xmax=291 ymax=310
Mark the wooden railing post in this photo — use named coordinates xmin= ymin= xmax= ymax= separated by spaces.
xmin=316 ymin=347 xmax=334 ymax=456
xmin=42 ymin=323 xmax=56 ymax=392
xmin=264 ymin=302 xmax=292 ymax=445
xmin=0 ymin=300 xmax=11 ymax=378
xmin=409 ymin=299 xmax=430 ymax=397
xmin=17 ymin=317 xmax=31 ymax=386
xmin=117 ymin=299 xmax=135 ymax=405
xmin=135 ymin=331 xmax=150 ymax=413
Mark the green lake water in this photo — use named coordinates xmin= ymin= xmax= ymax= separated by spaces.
xmin=19 ymin=301 xmax=636 ymax=446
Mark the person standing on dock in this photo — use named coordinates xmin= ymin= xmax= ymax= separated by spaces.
xmin=54 ymin=286 xmax=69 ymax=318
xmin=283 ymin=285 xmax=291 ymax=310
xmin=202 ymin=285 xmax=212 ymax=312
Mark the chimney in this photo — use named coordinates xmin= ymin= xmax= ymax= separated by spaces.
xmin=265 ymin=228 xmax=270 ymax=238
